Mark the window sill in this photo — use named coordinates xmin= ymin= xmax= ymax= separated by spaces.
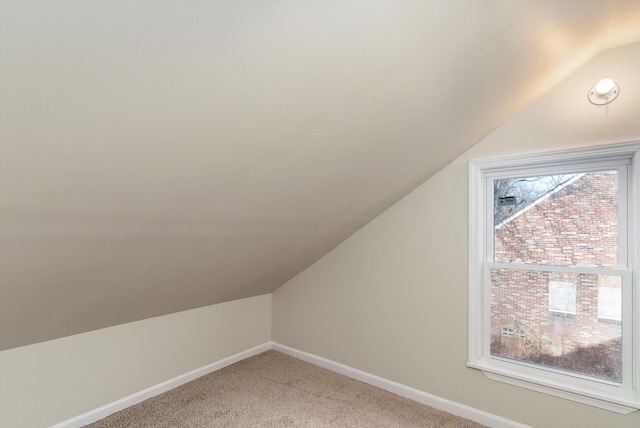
xmin=467 ymin=360 xmax=640 ymax=414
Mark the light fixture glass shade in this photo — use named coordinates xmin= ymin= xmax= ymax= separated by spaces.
xmin=588 ymin=78 xmax=619 ymax=105
xmin=595 ymin=78 xmax=614 ymax=95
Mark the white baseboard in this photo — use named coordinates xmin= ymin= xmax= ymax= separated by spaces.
xmin=52 ymin=341 xmax=528 ymax=428
xmin=49 ymin=342 xmax=271 ymax=428
xmin=271 ymin=342 xmax=530 ymax=428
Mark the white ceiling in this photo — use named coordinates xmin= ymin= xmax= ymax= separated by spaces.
xmin=2 ymin=0 xmax=640 ymax=351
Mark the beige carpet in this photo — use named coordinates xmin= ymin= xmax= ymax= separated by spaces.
xmin=84 ymin=351 xmax=485 ymax=427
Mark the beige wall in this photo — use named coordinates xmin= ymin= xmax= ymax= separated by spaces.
xmin=272 ymin=42 xmax=640 ymax=428
xmin=2 ymin=41 xmax=639 ymax=428
xmin=0 ymin=294 xmax=271 ymax=428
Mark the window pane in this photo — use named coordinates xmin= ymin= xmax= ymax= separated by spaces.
xmin=493 ymin=171 xmax=618 ymax=268
xmin=490 ymin=267 xmax=622 ymax=382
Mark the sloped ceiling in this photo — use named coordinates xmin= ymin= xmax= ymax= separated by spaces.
xmin=2 ymin=0 xmax=640 ymax=351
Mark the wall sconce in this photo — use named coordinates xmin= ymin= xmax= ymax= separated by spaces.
xmin=588 ymin=78 xmax=619 ymax=105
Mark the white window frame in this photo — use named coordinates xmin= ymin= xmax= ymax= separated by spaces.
xmin=468 ymin=141 xmax=640 ymax=414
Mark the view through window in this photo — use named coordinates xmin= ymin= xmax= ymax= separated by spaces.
xmin=490 ymin=171 xmax=623 ymax=382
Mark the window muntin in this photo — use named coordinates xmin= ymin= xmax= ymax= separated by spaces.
xmin=468 ymin=142 xmax=640 ymax=413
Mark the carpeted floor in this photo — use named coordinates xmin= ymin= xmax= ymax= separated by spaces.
xmin=84 ymin=351 xmax=485 ymax=427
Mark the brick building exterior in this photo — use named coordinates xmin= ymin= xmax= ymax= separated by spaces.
xmin=491 ymin=171 xmax=622 ymax=380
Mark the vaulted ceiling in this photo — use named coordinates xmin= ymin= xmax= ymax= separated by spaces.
xmin=2 ymin=0 xmax=640 ymax=351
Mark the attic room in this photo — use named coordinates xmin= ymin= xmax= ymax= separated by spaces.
xmin=1 ymin=1 xmax=640 ymax=427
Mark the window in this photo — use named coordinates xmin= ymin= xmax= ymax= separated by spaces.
xmin=548 ymin=280 xmax=577 ymax=316
xmin=502 ymin=326 xmax=514 ymax=337
xmin=468 ymin=142 xmax=640 ymax=413
xmin=598 ymin=284 xmax=622 ymax=323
